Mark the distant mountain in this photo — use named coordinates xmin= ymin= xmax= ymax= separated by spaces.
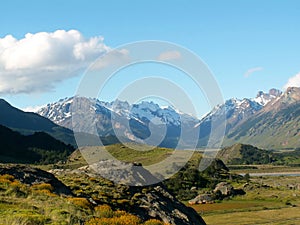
xmin=197 ymin=89 xmax=282 ymax=145
xmin=34 ymin=87 xmax=300 ymax=150
xmin=252 ymin=88 xmax=282 ymax=106
xmin=37 ymin=97 xmax=199 ymax=128
xmin=226 ymin=87 xmax=300 ymax=149
xmin=0 ymin=99 xmax=76 ymax=147
xmin=0 ymin=124 xmax=74 ymax=164
xmin=200 ymin=98 xmax=262 ymax=134
xmin=37 ymin=97 xmax=200 ymax=148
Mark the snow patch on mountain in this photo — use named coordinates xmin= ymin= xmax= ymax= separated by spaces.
xmin=199 ymin=89 xmax=282 ymax=134
xmin=253 ymin=88 xmax=282 ymax=106
xmin=37 ymin=97 xmax=199 ymax=129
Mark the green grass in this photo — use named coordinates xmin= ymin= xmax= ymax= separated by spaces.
xmin=202 ymin=207 xmax=300 ymax=225
xmin=229 ymin=164 xmax=300 ymax=174
xmin=65 ymin=143 xmax=174 ymax=168
xmin=189 ymin=175 xmax=300 ymax=225
xmin=0 ymin=173 xmax=168 ymax=225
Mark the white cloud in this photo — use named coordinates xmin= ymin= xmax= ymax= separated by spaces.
xmin=283 ymin=72 xmax=300 ymax=90
xmin=244 ymin=67 xmax=263 ymax=78
xmin=158 ymin=50 xmax=181 ymax=61
xmin=22 ymin=104 xmax=45 ymax=112
xmin=0 ymin=30 xmax=111 ymax=94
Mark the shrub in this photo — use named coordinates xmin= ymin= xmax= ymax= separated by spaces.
xmin=31 ymin=183 xmax=54 ymax=192
xmin=3 ymin=215 xmax=48 ymax=225
xmin=4 ymin=180 xmax=27 ymax=197
xmin=85 ymin=214 xmax=141 ymax=225
xmin=0 ymin=174 xmax=15 ymax=182
xmin=68 ymin=197 xmax=92 ymax=209
xmin=32 ymin=189 xmax=56 ymax=197
xmin=94 ymin=205 xmax=114 ymax=218
xmin=0 ymin=174 xmax=15 ymax=188
xmin=30 ymin=183 xmax=56 ymax=197
xmin=113 ymin=210 xmax=127 ymax=217
xmin=143 ymin=219 xmax=166 ymax=225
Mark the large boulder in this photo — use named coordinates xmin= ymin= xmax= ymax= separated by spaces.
xmin=189 ymin=194 xmax=214 ymax=205
xmin=214 ymin=182 xmax=234 ymax=196
xmin=134 ymin=186 xmax=206 ymax=225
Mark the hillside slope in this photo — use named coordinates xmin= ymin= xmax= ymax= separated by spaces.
xmin=0 ymin=125 xmax=74 ymax=164
xmin=217 ymin=143 xmax=272 ymax=165
xmin=0 ymin=99 xmax=76 ymax=146
xmin=225 ymin=87 xmax=300 ymax=149
xmin=0 ymin=164 xmax=206 ymax=225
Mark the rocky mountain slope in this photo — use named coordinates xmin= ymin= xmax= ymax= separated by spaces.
xmin=30 ymin=87 xmax=300 ymax=149
xmin=36 ymin=90 xmax=279 ymax=148
xmin=37 ymin=97 xmax=198 ymax=128
xmin=226 ymin=87 xmax=300 ymax=149
xmin=195 ymin=89 xmax=282 ymax=146
xmin=37 ymin=97 xmax=200 ymax=148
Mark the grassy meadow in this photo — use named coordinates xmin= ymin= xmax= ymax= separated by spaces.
xmin=192 ymin=175 xmax=300 ymax=225
xmin=1 ymin=143 xmax=300 ymax=224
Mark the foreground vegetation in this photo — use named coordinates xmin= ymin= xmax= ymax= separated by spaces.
xmin=0 ymin=174 xmax=169 ymax=225
xmin=1 ymin=143 xmax=299 ymax=224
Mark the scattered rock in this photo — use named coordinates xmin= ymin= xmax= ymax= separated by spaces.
xmin=214 ymin=182 xmax=234 ymax=196
xmin=189 ymin=194 xmax=214 ymax=205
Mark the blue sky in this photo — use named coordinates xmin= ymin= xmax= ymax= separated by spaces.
xmin=0 ymin=0 xmax=300 ymax=117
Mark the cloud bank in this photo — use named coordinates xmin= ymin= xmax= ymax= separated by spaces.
xmin=283 ymin=72 xmax=300 ymax=90
xmin=0 ymin=30 xmax=110 ymax=94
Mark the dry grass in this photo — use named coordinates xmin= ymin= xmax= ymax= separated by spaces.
xmin=203 ymin=207 xmax=300 ymax=225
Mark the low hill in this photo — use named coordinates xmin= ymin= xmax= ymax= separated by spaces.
xmin=217 ymin=143 xmax=273 ymax=165
xmin=0 ymin=125 xmax=74 ymax=164
xmin=66 ymin=143 xmax=174 ymax=168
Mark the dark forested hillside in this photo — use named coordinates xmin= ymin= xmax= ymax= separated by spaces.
xmin=0 ymin=99 xmax=76 ymax=147
xmin=0 ymin=125 xmax=74 ymax=164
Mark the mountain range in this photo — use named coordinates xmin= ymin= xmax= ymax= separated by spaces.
xmin=37 ymin=97 xmax=200 ymax=148
xmin=1 ymin=87 xmax=299 ymax=150
xmin=34 ymin=87 xmax=299 ymax=149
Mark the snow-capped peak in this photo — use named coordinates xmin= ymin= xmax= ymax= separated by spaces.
xmin=36 ymin=97 xmax=199 ymax=129
xmin=252 ymin=88 xmax=282 ymax=106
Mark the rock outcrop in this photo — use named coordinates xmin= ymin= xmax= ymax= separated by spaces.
xmin=0 ymin=164 xmax=72 ymax=195
xmin=133 ymin=186 xmax=206 ymax=225
xmin=189 ymin=194 xmax=214 ymax=205
xmin=50 ymin=162 xmax=207 ymax=225
xmin=214 ymin=182 xmax=234 ymax=196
